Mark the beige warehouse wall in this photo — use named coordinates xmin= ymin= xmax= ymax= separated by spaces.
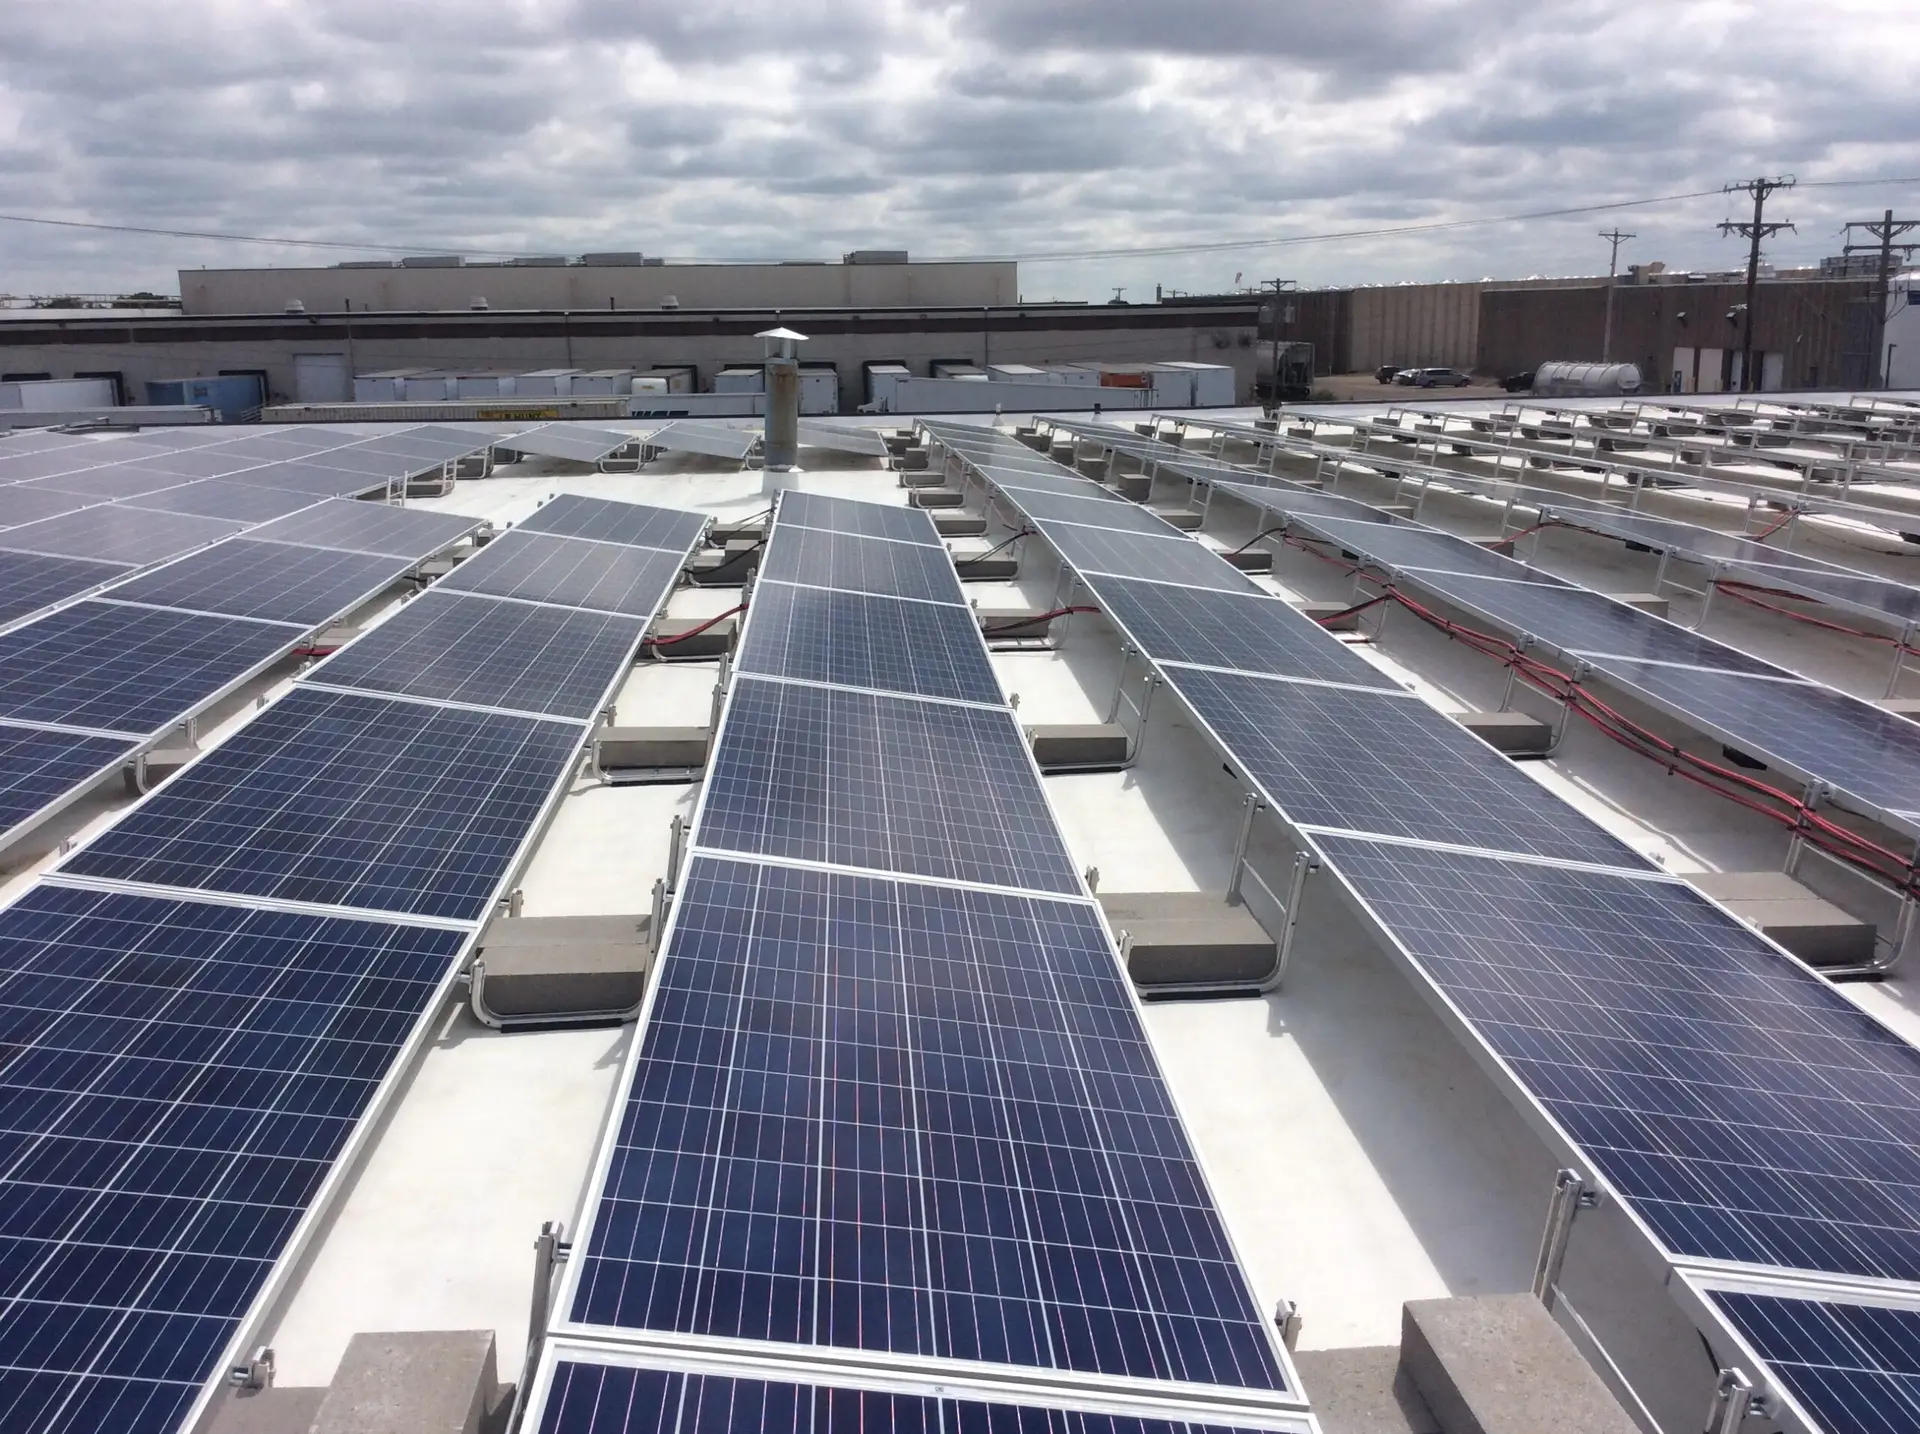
xmin=180 ymin=262 xmax=1019 ymax=315
xmin=1347 ymin=283 xmax=1483 ymax=372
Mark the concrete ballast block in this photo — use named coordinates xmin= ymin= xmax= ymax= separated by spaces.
xmin=1098 ymin=891 xmax=1277 ymax=989
xmin=1297 ymin=600 xmax=1359 ymax=632
xmin=596 ymin=726 xmax=711 ymax=769
xmin=1151 ymin=509 xmax=1204 ymax=531
xmin=1455 ymin=710 xmax=1554 ymax=756
xmin=908 ymin=488 xmax=966 ymax=508
xmin=934 ymin=514 xmax=988 ymax=537
xmin=1113 ymin=474 xmax=1153 ymax=502
xmin=1608 ymin=592 xmax=1670 ymax=618
xmin=1028 ymin=723 xmax=1129 ymax=770
xmin=643 ymin=615 xmax=736 ymax=659
xmin=1223 ymin=548 xmax=1274 ymax=573
xmin=1400 ymin=1295 xmax=1639 ymax=1434
xmin=310 ymin=1329 xmax=506 ymax=1434
xmin=476 ymin=914 xmax=650 ymax=1016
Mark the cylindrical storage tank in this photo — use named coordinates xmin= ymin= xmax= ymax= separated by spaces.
xmin=1531 ymin=361 xmax=1643 ymax=397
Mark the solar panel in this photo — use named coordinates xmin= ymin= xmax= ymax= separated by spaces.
xmin=112 ymin=447 xmax=257 ymax=480
xmin=1722 ymin=558 xmax=1920 ymax=627
xmin=737 ymin=580 xmax=1003 ymax=704
xmin=776 ymin=490 xmax=941 ymax=545
xmin=1003 ymin=488 xmax=1187 ymax=536
xmin=646 ymin=420 xmax=758 ymax=462
xmin=1704 ymin=1288 xmax=1920 ymax=1434
xmin=505 ymin=425 xmax=645 ymax=464
xmin=0 ymin=487 xmax=96 ymax=529
xmin=516 ymin=494 xmax=708 ymax=553
xmin=0 ymin=552 xmax=131 ymax=627
xmin=309 ymin=592 xmax=646 ymax=720
xmin=760 ymin=526 xmax=966 ymax=605
xmin=0 ymin=725 xmax=138 ymax=842
xmin=244 ymin=500 xmax=478 ymax=559
xmin=532 ymin=1355 xmax=1292 ymax=1434
xmin=1311 ymin=831 xmax=1920 ymax=1284
xmin=1586 ymin=658 xmax=1920 ymax=816
xmin=65 ymin=687 xmax=583 ymax=921
xmin=700 ymin=676 xmax=1078 ymax=893
xmin=1164 ymin=665 xmax=1643 ymax=865
xmin=1408 ymin=570 xmax=1793 ymax=675
xmin=1206 ymin=477 xmax=1403 ymax=529
xmin=438 ymin=531 xmax=687 ymax=617
xmin=0 ymin=883 xmax=467 ymax=1434
xmin=563 ymin=855 xmax=1289 ymax=1391
xmin=119 ymin=480 xmax=322 ymax=524
xmin=978 ymin=463 xmax=1116 ymax=498
xmin=0 ymin=506 xmax=245 ymax=566
xmin=107 ymin=539 xmax=412 ymax=627
xmin=229 ymin=461 xmax=393 ymax=498
xmin=1039 ymin=523 xmax=1257 ymax=594
xmin=0 ymin=601 xmax=298 ymax=736
xmin=796 ymin=419 xmax=893 ymax=457
xmin=1293 ymin=514 xmax=1562 ymax=582
xmin=1087 ymin=575 xmax=1401 ymax=689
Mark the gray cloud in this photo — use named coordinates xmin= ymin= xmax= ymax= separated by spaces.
xmin=0 ymin=0 xmax=1915 ymax=300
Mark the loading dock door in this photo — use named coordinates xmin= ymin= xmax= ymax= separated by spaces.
xmin=293 ymin=353 xmax=350 ymax=404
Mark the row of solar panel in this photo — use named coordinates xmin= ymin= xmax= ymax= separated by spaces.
xmin=1200 ymin=472 xmax=1920 ymax=838
xmin=0 ymin=504 xmax=486 ymax=851
xmin=929 ymin=423 xmax=1920 ymax=1434
xmin=0 ymin=494 xmax=706 ymax=1434
xmin=535 ymin=495 xmax=1302 ymax=1427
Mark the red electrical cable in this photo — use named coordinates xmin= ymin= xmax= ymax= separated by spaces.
xmin=1714 ymin=581 xmax=1920 ymax=655
xmin=981 ymin=604 xmax=1100 ymax=637
xmin=647 ymin=603 xmax=746 ymax=646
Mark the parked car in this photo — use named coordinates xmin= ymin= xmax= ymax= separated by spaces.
xmin=1500 ymin=370 xmax=1536 ymax=392
xmin=1374 ymin=364 xmax=1400 ymax=384
xmin=1390 ymin=368 xmax=1420 ymax=385
xmin=1411 ymin=367 xmax=1473 ymax=388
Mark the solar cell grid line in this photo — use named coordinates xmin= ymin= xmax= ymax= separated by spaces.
xmin=0 ymin=506 xmax=247 ymax=567
xmin=62 ymin=686 xmax=585 ymax=922
xmin=997 ymin=489 xmax=1187 ymax=536
xmin=21 ymin=466 xmax=202 ymax=500
xmin=104 ymin=539 xmax=418 ymax=628
xmin=0 ymin=882 xmax=470 ymax=1434
xmin=555 ymin=854 xmax=1295 ymax=1395
xmin=0 ymin=552 xmax=133 ymax=630
xmin=775 ymin=490 xmax=943 ymax=546
xmin=242 ymin=500 xmax=481 ymax=559
xmin=1584 ymin=658 xmax=1920 ymax=826
xmin=736 ymin=580 xmax=1004 ymax=705
xmin=1408 ymin=570 xmax=1797 ymax=677
xmin=0 ymin=601 xmax=301 ymax=737
xmin=525 ymin=1348 xmax=1312 ymax=1434
xmin=759 ymin=525 xmax=968 ymax=606
xmin=1307 ymin=831 xmax=1920 ymax=1286
xmin=1693 ymin=1284 xmax=1920 ymax=1434
xmin=1203 ymin=477 xmax=1402 ymax=531
xmin=1163 ymin=665 xmax=1646 ymax=868
xmin=305 ymin=591 xmax=649 ymax=722
xmin=515 ymin=494 xmax=710 ymax=553
xmin=1086 ymin=575 xmax=1403 ymax=690
xmin=0 ymin=725 xmax=140 ymax=848
xmin=504 ymin=425 xmax=647 ymax=465
xmin=437 ymin=531 xmax=690 ymax=618
xmin=696 ymin=675 xmax=1081 ymax=895
xmin=1287 ymin=512 xmax=1569 ymax=585
xmin=1717 ymin=557 xmax=1920 ymax=628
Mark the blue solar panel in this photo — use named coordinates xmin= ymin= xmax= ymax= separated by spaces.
xmin=737 ymin=580 xmax=1003 ymax=704
xmin=309 ymin=592 xmax=646 ymax=720
xmin=1204 ymin=477 xmax=1401 ymax=531
xmin=999 ymin=487 xmax=1183 ymax=535
xmin=120 ymin=480 xmax=322 ymax=524
xmin=0 ymin=507 xmax=244 ymax=566
xmin=65 ymin=687 xmax=583 ymax=921
xmin=534 ymin=1357 xmax=1288 ymax=1434
xmin=0 ymin=725 xmax=138 ymax=841
xmin=517 ymin=495 xmax=708 ymax=552
xmin=1087 ymin=574 xmax=1400 ymax=689
xmin=0 ymin=487 xmax=95 ymax=530
xmin=700 ymin=676 xmax=1079 ymax=894
xmin=438 ymin=532 xmax=687 ymax=617
xmin=1705 ymin=1288 xmax=1920 ymax=1434
xmin=1585 ymin=658 xmax=1920 ymax=817
xmin=1411 ymin=571 xmax=1790 ymax=675
xmin=243 ymin=461 xmax=395 ymax=497
xmin=107 ymin=540 xmax=412 ymax=627
xmin=775 ymin=491 xmax=941 ymax=545
xmin=1312 ymin=832 xmax=1920 ymax=1284
xmin=244 ymin=500 xmax=477 ymax=558
xmin=1040 ymin=523 xmax=1254 ymax=594
xmin=760 ymin=526 xmax=966 ymax=605
xmin=1166 ymin=665 xmax=1641 ymax=865
xmin=565 ymin=855 xmax=1288 ymax=1391
xmin=0 ymin=552 xmax=131 ymax=627
xmin=0 ymin=883 xmax=466 ymax=1434
xmin=0 ymin=602 xmax=298 ymax=736
xmin=23 ymin=466 xmax=203 ymax=499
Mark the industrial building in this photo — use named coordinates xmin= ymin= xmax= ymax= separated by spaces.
xmin=5 ymin=383 xmax=1920 ymax=1434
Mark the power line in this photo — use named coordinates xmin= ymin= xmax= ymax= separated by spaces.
xmin=0 ymin=212 xmax=506 ymax=258
xmin=1598 ymin=227 xmax=1636 ymax=362
xmin=1719 ymin=176 xmax=1796 ymax=393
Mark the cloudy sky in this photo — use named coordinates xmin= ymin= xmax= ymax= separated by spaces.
xmin=3 ymin=0 xmax=1918 ymax=302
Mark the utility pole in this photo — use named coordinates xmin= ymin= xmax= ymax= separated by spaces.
xmin=1719 ymin=176 xmax=1795 ymax=392
xmin=1598 ymin=228 xmax=1636 ymax=363
xmin=1842 ymin=209 xmax=1920 ymax=387
xmin=1259 ymin=278 xmax=1298 ymax=406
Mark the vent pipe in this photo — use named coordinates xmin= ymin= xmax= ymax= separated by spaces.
xmin=758 ymin=326 xmax=807 ymax=479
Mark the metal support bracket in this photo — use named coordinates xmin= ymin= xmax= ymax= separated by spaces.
xmin=1705 ymin=1368 xmax=1765 ymax=1434
xmin=666 ymin=815 xmax=687 ymax=896
xmin=1531 ymin=1167 xmax=1599 ymax=1310
xmin=227 ymin=1346 xmax=275 ymax=1390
